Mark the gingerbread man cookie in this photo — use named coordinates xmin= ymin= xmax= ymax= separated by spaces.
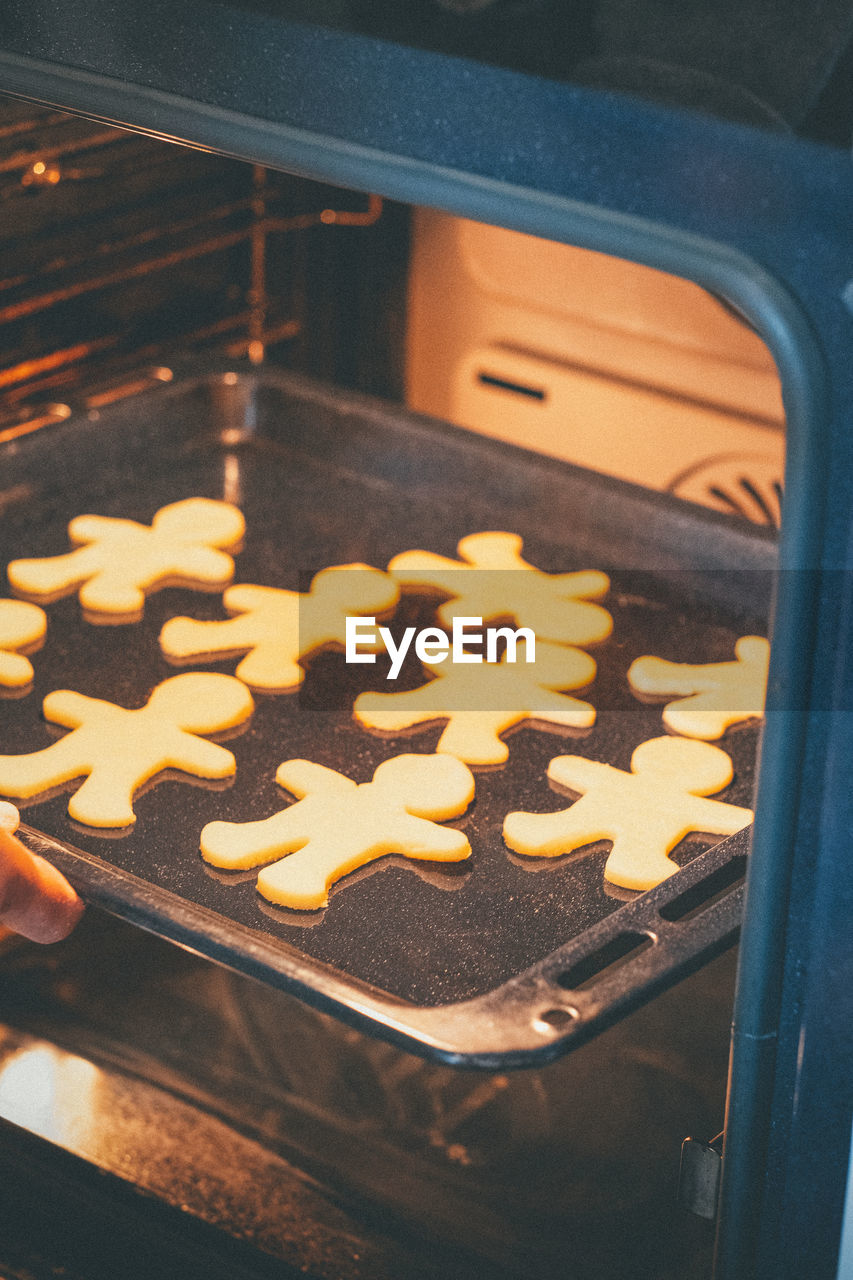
xmin=0 ymin=801 xmax=20 ymax=833
xmin=354 ymin=641 xmax=596 ymax=765
xmin=8 ymin=497 xmax=245 ymax=622
xmin=0 ymin=673 xmax=254 ymax=827
xmin=390 ymin=532 xmax=612 ymax=647
xmin=160 ymin=565 xmax=399 ymax=691
xmin=627 ymin=636 xmax=770 ymax=740
xmin=503 ymin=736 xmax=753 ymax=891
xmin=0 ymin=600 xmax=47 ymax=687
xmin=200 ymin=753 xmax=474 ymax=909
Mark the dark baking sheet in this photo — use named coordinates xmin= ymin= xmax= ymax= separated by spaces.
xmin=0 ymin=365 xmax=775 ymax=1066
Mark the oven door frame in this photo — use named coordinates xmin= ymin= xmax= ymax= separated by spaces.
xmin=0 ymin=14 xmax=852 ymax=1276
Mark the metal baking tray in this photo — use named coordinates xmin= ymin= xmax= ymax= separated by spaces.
xmin=0 ymin=364 xmax=774 ymax=1067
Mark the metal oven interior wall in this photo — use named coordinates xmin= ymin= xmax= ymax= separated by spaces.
xmin=0 ymin=96 xmax=408 ymax=425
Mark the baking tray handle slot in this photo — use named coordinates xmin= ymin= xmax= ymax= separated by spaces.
xmin=554 ymin=931 xmax=657 ymax=992
xmin=659 ymin=856 xmax=748 ymax=924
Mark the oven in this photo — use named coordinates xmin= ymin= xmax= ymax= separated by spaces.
xmin=0 ymin=6 xmax=851 ymax=1279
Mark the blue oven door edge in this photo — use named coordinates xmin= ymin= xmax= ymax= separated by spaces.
xmin=0 ymin=11 xmax=852 ymax=1276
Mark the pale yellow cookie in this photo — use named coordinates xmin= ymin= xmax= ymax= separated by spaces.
xmin=0 ymin=801 xmax=20 ymax=832
xmin=503 ymin=736 xmax=753 ymax=891
xmin=0 ymin=600 xmax=47 ymax=687
xmin=354 ymin=640 xmax=596 ymax=765
xmin=200 ymin=753 xmax=474 ymax=910
xmin=0 ymin=673 xmax=254 ymax=828
xmin=627 ymin=636 xmax=770 ymax=739
xmin=160 ymin=565 xmax=399 ymax=691
xmin=8 ymin=497 xmax=245 ymax=621
xmin=390 ymin=532 xmax=612 ymax=646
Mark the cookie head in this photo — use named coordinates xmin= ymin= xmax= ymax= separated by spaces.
xmin=630 ymin=736 xmax=735 ymax=795
xmin=152 ymin=498 xmax=245 ymax=548
xmin=371 ymin=752 xmax=475 ymax=819
xmin=311 ymin=563 xmax=399 ymax=616
xmin=146 ymin=672 xmax=254 ymax=733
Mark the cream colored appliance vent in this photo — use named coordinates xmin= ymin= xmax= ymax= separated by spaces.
xmin=670 ymin=454 xmax=783 ymax=528
xmin=407 ymin=209 xmax=786 ymax=521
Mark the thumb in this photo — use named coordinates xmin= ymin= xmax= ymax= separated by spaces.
xmin=0 ymin=826 xmax=85 ymax=943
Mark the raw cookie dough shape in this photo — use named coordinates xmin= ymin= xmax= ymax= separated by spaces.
xmin=354 ymin=641 xmax=597 ymax=765
xmin=627 ymin=636 xmax=770 ymax=740
xmin=200 ymin=753 xmax=474 ymax=909
xmin=0 ymin=801 xmax=20 ymax=833
xmin=390 ymin=532 xmax=613 ymax=646
xmin=0 ymin=600 xmax=47 ymax=687
xmin=0 ymin=673 xmax=254 ymax=828
xmin=8 ymin=498 xmax=245 ymax=621
xmin=503 ymin=735 xmax=753 ymax=891
xmin=160 ymin=565 xmax=399 ymax=691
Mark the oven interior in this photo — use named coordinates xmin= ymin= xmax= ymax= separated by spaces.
xmin=0 ymin=90 xmax=788 ymax=1278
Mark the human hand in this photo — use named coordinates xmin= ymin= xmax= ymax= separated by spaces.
xmin=0 ymin=803 xmax=84 ymax=942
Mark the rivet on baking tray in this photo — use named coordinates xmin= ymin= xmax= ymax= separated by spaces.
xmin=533 ymin=1006 xmax=579 ymax=1034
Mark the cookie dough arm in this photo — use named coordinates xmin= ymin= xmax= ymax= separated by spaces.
xmin=538 ymin=596 xmax=613 ymax=645
xmin=553 ymin=569 xmax=611 ymax=600
xmin=547 ymin=755 xmax=613 ymax=794
xmin=527 ymin=689 xmax=597 ymax=729
xmin=628 ymin=656 xmax=711 ymax=696
xmin=168 ymin=734 xmax=238 ymax=781
xmin=388 ymin=550 xmax=461 ymax=594
xmin=0 ymin=735 xmax=91 ymax=800
xmin=393 ymin=813 xmax=471 ymax=861
xmin=8 ymin=543 xmax=103 ymax=599
xmin=275 ymin=760 xmax=357 ymax=800
xmin=164 ymin=546 xmax=237 ymax=586
xmin=160 ymin=612 xmax=277 ymax=661
xmin=686 ymin=796 xmax=754 ymax=833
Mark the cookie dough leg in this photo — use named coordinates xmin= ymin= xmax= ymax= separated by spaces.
xmin=236 ymin=646 xmax=303 ymax=691
xmin=354 ymin=693 xmax=444 ymax=733
xmin=602 ymin=832 xmax=682 ymax=892
xmin=256 ymin=838 xmax=367 ymax=910
xmin=66 ymin=764 xmax=143 ymax=828
xmin=436 ymin=712 xmax=515 ymax=765
xmin=662 ymin=694 xmax=733 ymax=740
xmin=0 ymin=651 xmax=36 ymax=687
xmin=201 ymin=808 xmax=309 ymax=869
xmin=503 ymin=805 xmax=593 ymax=858
xmin=9 ymin=544 xmax=101 ymax=600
